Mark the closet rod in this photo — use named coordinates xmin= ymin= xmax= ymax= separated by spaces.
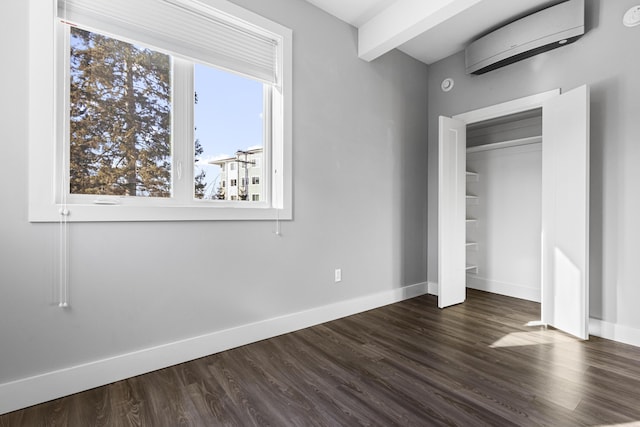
xmin=466 ymin=136 xmax=542 ymax=153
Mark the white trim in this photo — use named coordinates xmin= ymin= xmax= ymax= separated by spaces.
xmin=453 ymin=89 xmax=560 ymax=125
xmin=466 ymin=276 xmax=540 ymax=303
xmin=0 ymin=282 xmax=428 ymax=415
xmin=589 ymin=318 xmax=640 ymax=348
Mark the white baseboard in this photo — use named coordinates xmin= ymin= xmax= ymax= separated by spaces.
xmin=0 ymin=282 xmax=429 ymax=415
xmin=466 ymin=276 xmax=540 ymax=302
xmin=589 ymin=318 xmax=640 ymax=348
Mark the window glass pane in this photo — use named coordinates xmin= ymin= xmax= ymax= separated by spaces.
xmin=69 ymin=27 xmax=172 ymax=197
xmin=194 ymin=64 xmax=264 ymax=201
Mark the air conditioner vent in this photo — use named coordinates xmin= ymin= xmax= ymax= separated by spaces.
xmin=465 ymin=0 xmax=584 ymax=75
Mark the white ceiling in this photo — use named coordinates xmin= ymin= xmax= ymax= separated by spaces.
xmin=305 ymin=0 xmax=559 ymax=64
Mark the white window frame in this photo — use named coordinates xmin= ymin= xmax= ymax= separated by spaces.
xmin=28 ymin=0 xmax=292 ymax=222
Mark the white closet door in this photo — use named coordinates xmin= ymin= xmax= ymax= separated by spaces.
xmin=438 ymin=116 xmax=467 ymax=308
xmin=541 ymin=85 xmax=590 ymax=339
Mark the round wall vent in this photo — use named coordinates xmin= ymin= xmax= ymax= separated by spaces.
xmin=441 ymin=78 xmax=454 ymax=92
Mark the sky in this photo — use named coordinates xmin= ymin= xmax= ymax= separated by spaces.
xmin=193 ymin=64 xmax=264 ymax=198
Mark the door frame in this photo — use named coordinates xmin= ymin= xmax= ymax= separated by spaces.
xmin=452 ymin=89 xmax=559 ymax=125
xmin=437 ymin=89 xmax=558 ymax=308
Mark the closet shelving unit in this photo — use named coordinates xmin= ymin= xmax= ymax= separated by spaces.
xmin=464 ymin=125 xmax=543 ymax=278
xmin=464 ymin=137 xmax=543 ymax=276
xmin=466 ymin=170 xmax=479 ymax=275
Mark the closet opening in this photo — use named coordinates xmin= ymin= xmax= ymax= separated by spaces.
xmin=465 ymin=109 xmax=543 ymax=308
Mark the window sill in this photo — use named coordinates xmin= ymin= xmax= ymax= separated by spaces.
xmin=29 ymin=202 xmax=292 ymax=222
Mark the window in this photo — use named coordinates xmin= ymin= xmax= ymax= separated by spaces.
xmin=252 ymin=176 xmax=260 ymax=185
xmin=252 ymin=194 xmax=260 ymax=202
xmin=28 ymin=0 xmax=292 ymax=222
xmin=68 ymin=28 xmax=173 ymax=199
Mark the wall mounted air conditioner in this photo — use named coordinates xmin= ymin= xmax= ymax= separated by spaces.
xmin=465 ymin=0 xmax=584 ymax=75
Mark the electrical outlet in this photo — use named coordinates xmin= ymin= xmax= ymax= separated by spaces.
xmin=334 ymin=268 xmax=342 ymax=283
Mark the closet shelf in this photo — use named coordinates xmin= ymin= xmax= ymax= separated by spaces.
xmin=466 ymin=218 xmax=478 ymax=223
xmin=466 ymin=195 xmax=478 ymax=200
xmin=466 ymin=242 xmax=478 ymax=247
xmin=466 ymin=265 xmax=478 ymax=273
xmin=466 ymin=171 xmax=479 ymax=177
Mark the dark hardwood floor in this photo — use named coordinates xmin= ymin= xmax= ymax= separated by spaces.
xmin=3 ymin=289 xmax=640 ymax=426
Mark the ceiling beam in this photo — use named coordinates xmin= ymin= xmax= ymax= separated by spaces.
xmin=358 ymin=0 xmax=483 ymax=62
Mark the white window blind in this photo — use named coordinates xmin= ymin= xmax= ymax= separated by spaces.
xmin=57 ymin=0 xmax=281 ymax=84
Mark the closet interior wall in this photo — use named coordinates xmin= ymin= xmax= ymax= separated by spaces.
xmin=465 ymin=109 xmax=543 ymax=302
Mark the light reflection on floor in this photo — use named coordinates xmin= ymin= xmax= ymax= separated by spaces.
xmin=490 ymin=326 xmax=587 ymax=411
xmin=489 ymin=329 xmax=578 ymax=348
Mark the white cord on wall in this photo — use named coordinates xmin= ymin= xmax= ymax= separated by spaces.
xmin=58 ymin=3 xmax=71 ymax=309
xmin=58 ymin=208 xmax=70 ymax=308
xmin=274 ymin=168 xmax=281 ymax=237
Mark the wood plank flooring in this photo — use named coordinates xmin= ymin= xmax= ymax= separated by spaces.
xmin=3 ymin=289 xmax=640 ymax=426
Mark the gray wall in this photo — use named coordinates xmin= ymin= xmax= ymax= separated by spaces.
xmin=0 ymin=0 xmax=428 ymax=384
xmin=427 ymin=0 xmax=640 ymax=330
